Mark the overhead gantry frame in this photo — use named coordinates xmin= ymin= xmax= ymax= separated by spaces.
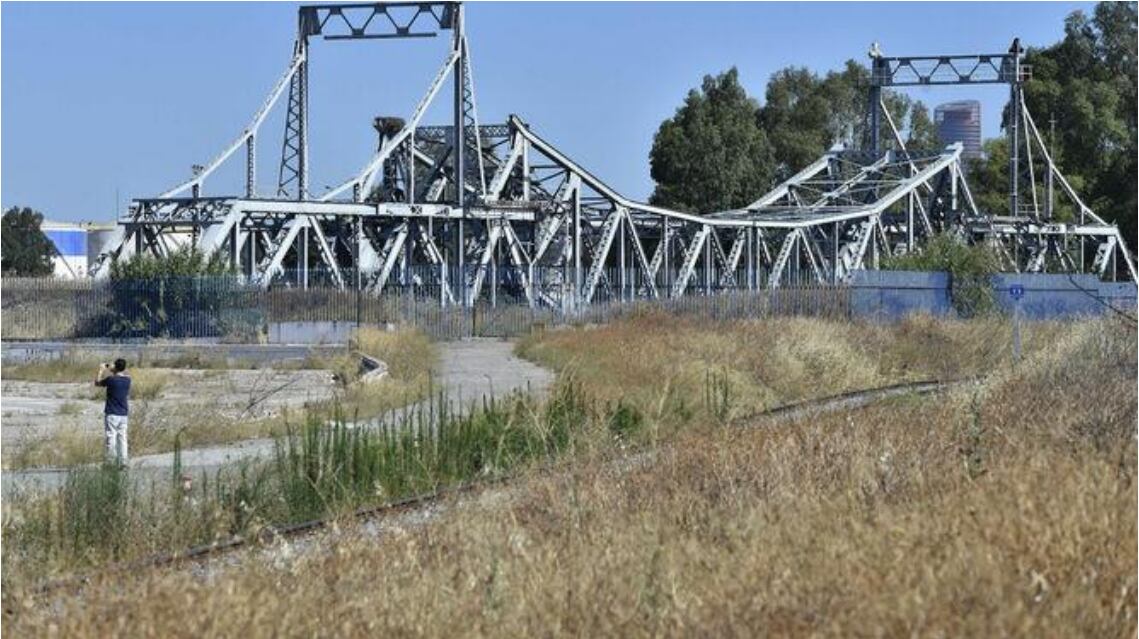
xmin=95 ymin=3 xmax=1135 ymax=307
xmin=867 ymin=39 xmax=1135 ymax=281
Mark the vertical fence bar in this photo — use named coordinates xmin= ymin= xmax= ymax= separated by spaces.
xmin=1 ymin=275 xmax=867 ymax=342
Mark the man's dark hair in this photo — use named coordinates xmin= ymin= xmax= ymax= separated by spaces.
xmin=113 ymin=358 xmax=127 ymax=373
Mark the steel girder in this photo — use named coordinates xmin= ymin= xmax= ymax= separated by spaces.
xmin=106 ymin=111 xmax=1133 ymax=305
xmin=93 ymin=5 xmax=1135 ymax=297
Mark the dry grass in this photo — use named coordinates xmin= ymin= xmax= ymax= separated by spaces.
xmin=6 ymin=426 xmax=102 ymax=469
xmin=5 ymin=328 xmax=436 ymax=469
xmin=1 ymin=358 xmax=103 ymax=384
xmin=5 ymin=317 xmax=1134 ymax=636
xmin=54 ymin=401 xmax=83 ymax=417
xmin=0 ymin=341 xmax=348 ymax=385
xmin=6 ymin=399 xmax=274 ymax=469
xmin=66 ymin=369 xmax=171 ymax=402
xmin=517 ymin=312 xmax=1069 ymax=427
xmin=313 ymin=326 xmax=437 ymax=421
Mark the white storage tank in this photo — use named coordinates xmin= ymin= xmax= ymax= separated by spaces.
xmin=86 ymin=223 xmax=120 ymax=271
xmin=41 ymin=220 xmax=88 ymax=279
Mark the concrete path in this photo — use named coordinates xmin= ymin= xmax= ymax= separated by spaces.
xmin=1 ymin=339 xmax=553 ymax=496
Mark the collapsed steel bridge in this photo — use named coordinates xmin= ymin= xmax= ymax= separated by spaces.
xmin=94 ymin=2 xmax=1136 ymax=308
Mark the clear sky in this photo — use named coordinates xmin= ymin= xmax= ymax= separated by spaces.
xmin=2 ymin=1 xmax=1092 ymax=222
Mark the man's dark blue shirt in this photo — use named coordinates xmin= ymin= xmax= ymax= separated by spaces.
xmin=97 ymin=375 xmax=131 ymax=416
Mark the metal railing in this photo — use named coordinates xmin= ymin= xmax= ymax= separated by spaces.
xmin=1 ymin=269 xmax=852 ymax=342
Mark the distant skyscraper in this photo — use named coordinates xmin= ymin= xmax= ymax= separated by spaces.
xmin=934 ymin=100 xmax=982 ymax=160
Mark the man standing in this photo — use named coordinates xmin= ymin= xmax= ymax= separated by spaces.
xmin=95 ymin=358 xmax=131 ymax=466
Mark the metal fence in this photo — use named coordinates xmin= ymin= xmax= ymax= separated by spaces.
xmin=1 ymin=273 xmax=852 ymax=342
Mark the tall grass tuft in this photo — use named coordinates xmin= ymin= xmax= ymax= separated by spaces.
xmin=4 ymin=316 xmax=1135 ymax=636
xmin=60 ymin=465 xmax=131 ymax=557
xmin=2 ymin=381 xmax=595 ymax=588
xmin=273 ymin=382 xmax=592 ymax=522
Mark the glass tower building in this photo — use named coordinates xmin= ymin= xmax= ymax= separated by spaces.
xmin=934 ymin=100 xmax=982 ymax=160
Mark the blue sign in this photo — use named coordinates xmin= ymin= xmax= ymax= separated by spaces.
xmin=1009 ymin=284 xmax=1025 ymax=301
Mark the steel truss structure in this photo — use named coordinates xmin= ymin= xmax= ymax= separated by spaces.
xmin=94 ymin=3 xmax=1136 ymax=308
xmin=867 ymin=39 xmax=1135 ymax=282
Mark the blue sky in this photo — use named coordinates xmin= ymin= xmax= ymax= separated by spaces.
xmin=2 ymin=1 xmax=1091 ymax=222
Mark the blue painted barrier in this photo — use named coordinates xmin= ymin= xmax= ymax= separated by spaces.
xmin=993 ymin=273 xmax=1101 ymax=319
xmin=851 ymin=270 xmax=1136 ymax=321
xmin=850 ymin=270 xmax=953 ymax=320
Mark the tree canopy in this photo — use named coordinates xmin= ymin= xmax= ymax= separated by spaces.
xmin=650 ymin=1 xmax=1135 ymax=241
xmin=109 ymin=245 xmax=230 ymax=280
xmin=650 ymin=63 xmax=944 ymax=213
xmin=1018 ymin=1 xmax=1137 ymax=246
xmin=1 ymin=207 xmax=55 ymax=277
xmin=649 ymin=68 xmax=775 ymax=213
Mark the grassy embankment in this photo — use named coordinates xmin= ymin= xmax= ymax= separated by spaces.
xmin=4 ymin=315 xmax=1134 ymax=636
xmin=2 ymin=328 xmax=435 ymax=468
xmin=516 ymin=313 xmax=1070 ymax=429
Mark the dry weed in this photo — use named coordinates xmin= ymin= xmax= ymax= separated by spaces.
xmin=5 ymin=317 xmax=1133 ymax=636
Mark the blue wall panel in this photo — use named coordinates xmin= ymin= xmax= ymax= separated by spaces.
xmin=992 ymin=273 xmax=1102 ymax=319
xmin=44 ymin=229 xmax=87 ymax=257
xmin=851 ymin=270 xmax=1136 ymax=321
xmin=850 ymin=270 xmax=952 ymax=321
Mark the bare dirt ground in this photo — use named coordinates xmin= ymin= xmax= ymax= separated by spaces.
xmin=1 ymin=339 xmax=553 ymax=494
xmin=1 ymin=368 xmax=337 ymax=461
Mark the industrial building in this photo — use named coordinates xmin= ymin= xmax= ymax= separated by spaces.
xmin=40 ymin=220 xmax=117 ymax=279
xmin=41 ymin=220 xmax=88 ymax=279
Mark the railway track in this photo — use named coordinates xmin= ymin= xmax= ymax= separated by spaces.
xmin=30 ymin=377 xmax=970 ymax=596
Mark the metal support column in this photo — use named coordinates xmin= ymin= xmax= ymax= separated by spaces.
xmin=704 ymin=231 xmax=712 ymax=294
xmin=457 ymin=220 xmax=465 ymax=306
xmin=573 ymin=185 xmax=581 ymax=305
xmin=832 ymin=222 xmax=840 ymax=285
xmin=355 ymin=216 xmax=362 ymax=326
xmin=298 ymin=49 xmax=309 ymax=199
xmin=246 ymin=135 xmax=256 ymax=198
xmin=249 ymin=231 xmax=257 ymax=279
xmin=868 ymin=46 xmax=885 ymax=155
xmin=407 ymin=142 xmax=415 ymax=204
xmin=1008 ymin=39 xmax=1022 ymax=219
xmin=661 ymin=219 xmax=670 ymax=297
xmin=229 ymin=224 xmax=239 ymax=271
xmin=452 ymin=7 xmax=465 ymax=210
xmin=619 ymin=214 xmax=626 ymax=302
xmin=907 ymin=191 xmax=914 ymax=251
xmin=747 ymin=225 xmax=755 ymax=291
xmin=521 ymin=139 xmax=530 ymax=200
xmin=491 ymin=228 xmax=498 ymax=307
xmin=302 ymin=225 xmax=309 ymax=289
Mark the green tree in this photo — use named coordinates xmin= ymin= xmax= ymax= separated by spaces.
xmin=759 ymin=61 xmax=892 ymax=180
xmin=649 ymin=68 xmax=776 ymax=213
xmin=108 ymin=246 xmax=230 ymax=281
xmin=650 ymin=61 xmax=937 ymax=212
xmin=906 ymin=101 xmax=940 ymax=151
xmin=967 ymin=138 xmax=1011 ymax=217
xmin=972 ymin=2 xmax=1137 ymax=247
xmin=881 ymin=232 xmax=1002 ymax=316
xmin=820 ymin=61 xmax=875 ymax=147
xmin=108 ymin=247 xmax=235 ymax=337
xmin=1 ymin=207 xmax=55 ymax=276
xmin=760 ymin=67 xmax=833 ymax=179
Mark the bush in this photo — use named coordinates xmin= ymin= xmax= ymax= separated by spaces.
xmin=107 ymin=248 xmax=238 ymax=337
xmin=882 ymin=233 xmax=1002 ymax=316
